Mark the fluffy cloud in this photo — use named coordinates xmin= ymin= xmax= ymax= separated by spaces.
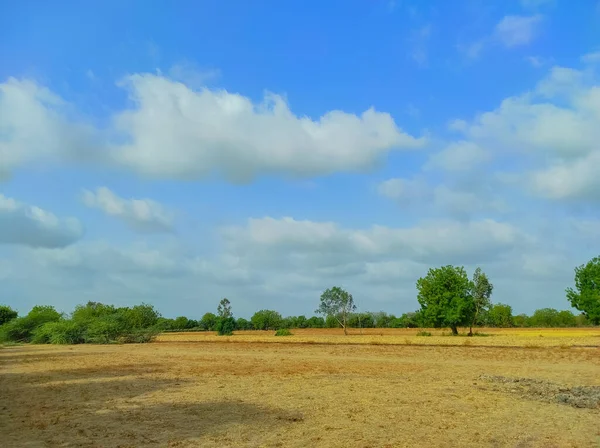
xmin=445 ymin=65 xmax=600 ymax=203
xmin=81 ymin=187 xmax=174 ymax=232
xmin=494 ymin=15 xmax=542 ymax=48
xmin=0 ymin=194 xmax=83 ymax=248
xmin=425 ymin=141 xmax=490 ymax=172
xmin=110 ymin=74 xmax=424 ymax=181
xmin=1 ymin=74 xmax=424 ymax=181
xmin=0 ymin=78 xmax=97 ymax=177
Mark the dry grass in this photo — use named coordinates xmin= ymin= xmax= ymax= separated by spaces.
xmin=1 ymin=340 xmax=599 ymax=447
xmin=157 ymin=327 xmax=600 ymax=348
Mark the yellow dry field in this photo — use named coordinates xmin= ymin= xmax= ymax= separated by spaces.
xmin=1 ymin=337 xmax=599 ymax=448
xmin=157 ymin=327 xmax=600 ymax=348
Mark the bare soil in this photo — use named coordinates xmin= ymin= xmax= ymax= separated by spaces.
xmin=1 ymin=342 xmax=599 ymax=447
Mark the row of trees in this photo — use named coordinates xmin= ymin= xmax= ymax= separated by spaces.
xmin=1 ymin=256 xmax=598 ymax=343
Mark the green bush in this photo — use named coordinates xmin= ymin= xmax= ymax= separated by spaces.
xmin=0 ymin=305 xmax=18 ymax=326
xmin=275 ymin=328 xmax=293 ymax=336
xmin=0 ymin=306 xmax=62 ymax=343
xmin=116 ymin=328 xmax=160 ymax=344
xmin=216 ymin=317 xmax=236 ymax=336
xmin=32 ymin=321 xmax=86 ymax=345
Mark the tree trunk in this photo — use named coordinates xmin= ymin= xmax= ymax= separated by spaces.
xmin=343 ymin=325 xmax=347 ymax=336
xmin=468 ymin=325 xmax=473 ymax=337
xmin=451 ymin=325 xmax=458 ymax=336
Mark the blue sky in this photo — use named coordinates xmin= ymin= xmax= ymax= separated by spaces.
xmin=1 ymin=0 xmax=599 ymax=319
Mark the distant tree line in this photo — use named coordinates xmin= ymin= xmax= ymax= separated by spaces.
xmin=0 ymin=256 xmax=598 ymax=343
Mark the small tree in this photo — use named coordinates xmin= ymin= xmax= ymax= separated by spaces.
xmin=468 ymin=267 xmax=493 ymax=336
xmin=487 ymin=303 xmax=513 ymax=327
xmin=316 ymin=286 xmax=356 ymax=335
xmin=0 ymin=305 xmax=18 ymax=326
xmin=251 ymin=310 xmax=282 ymax=330
xmin=217 ymin=298 xmax=232 ymax=319
xmin=200 ymin=313 xmax=218 ymax=331
xmin=566 ymin=256 xmax=600 ymax=325
xmin=216 ymin=299 xmax=234 ymax=335
xmin=416 ymin=265 xmax=474 ymax=335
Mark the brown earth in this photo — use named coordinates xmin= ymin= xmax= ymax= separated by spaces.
xmin=1 ymin=341 xmax=599 ymax=447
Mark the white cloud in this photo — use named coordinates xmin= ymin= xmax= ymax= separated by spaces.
xmin=0 ymin=194 xmax=83 ymax=248
xmin=0 ymin=75 xmax=424 ymax=181
xmin=581 ymin=51 xmax=600 ymax=64
xmin=495 ymin=15 xmax=542 ymax=48
xmin=409 ymin=25 xmax=432 ymax=66
xmin=0 ymin=78 xmax=97 ymax=177
xmin=425 ymin=141 xmax=490 ymax=172
xmin=111 ymin=74 xmax=424 ymax=181
xmin=447 ymin=64 xmax=600 ymax=202
xmin=81 ymin=187 xmax=174 ymax=232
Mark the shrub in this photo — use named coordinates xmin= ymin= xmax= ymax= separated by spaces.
xmin=416 ymin=330 xmax=432 ymax=337
xmin=0 ymin=306 xmax=62 ymax=343
xmin=275 ymin=328 xmax=293 ymax=336
xmin=117 ymin=328 xmax=160 ymax=344
xmin=216 ymin=317 xmax=236 ymax=336
xmin=0 ymin=305 xmax=18 ymax=326
xmin=32 ymin=321 xmax=86 ymax=344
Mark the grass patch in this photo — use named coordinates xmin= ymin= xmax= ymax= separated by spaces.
xmin=275 ymin=328 xmax=293 ymax=336
xmin=416 ymin=331 xmax=432 ymax=337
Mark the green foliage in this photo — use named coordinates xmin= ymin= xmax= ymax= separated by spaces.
xmin=32 ymin=321 xmax=86 ymax=344
xmin=469 ymin=267 xmax=493 ymax=335
xmin=275 ymin=328 xmax=293 ymax=336
xmin=71 ymin=302 xmax=117 ymax=322
xmin=251 ymin=310 xmax=283 ymax=330
xmin=347 ymin=313 xmax=375 ymax=328
xmin=316 ymin=286 xmax=356 ymax=335
xmin=417 ymin=265 xmax=474 ymax=336
xmin=0 ymin=305 xmax=18 ymax=326
xmin=217 ymin=298 xmax=233 ymax=319
xmin=0 ymin=305 xmax=62 ymax=343
xmin=416 ymin=330 xmax=432 ymax=336
xmin=216 ymin=317 xmax=236 ymax=336
xmin=306 ymin=316 xmax=325 ymax=328
xmin=566 ymin=256 xmax=600 ymax=325
xmin=235 ymin=317 xmax=253 ymax=330
xmin=487 ymin=303 xmax=514 ymax=328
xmin=199 ymin=313 xmax=218 ymax=331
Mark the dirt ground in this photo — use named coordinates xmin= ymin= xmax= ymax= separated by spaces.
xmin=1 ymin=340 xmax=599 ymax=447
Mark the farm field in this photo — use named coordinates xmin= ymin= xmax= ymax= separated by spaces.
xmin=1 ymin=335 xmax=599 ymax=447
xmin=157 ymin=327 xmax=600 ymax=348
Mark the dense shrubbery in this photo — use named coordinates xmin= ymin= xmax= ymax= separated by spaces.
xmin=0 ymin=302 xmax=160 ymax=345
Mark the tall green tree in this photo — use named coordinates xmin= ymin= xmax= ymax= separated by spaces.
xmin=468 ymin=267 xmax=493 ymax=336
xmin=316 ymin=286 xmax=356 ymax=335
xmin=0 ymin=305 xmax=18 ymax=326
xmin=416 ymin=265 xmax=474 ymax=335
xmin=216 ymin=299 xmax=234 ymax=335
xmin=566 ymin=256 xmax=600 ymax=325
xmin=487 ymin=303 xmax=513 ymax=327
xmin=217 ymin=298 xmax=233 ymax=319
xmin=250 ymin=310 xmax=282 ymax=330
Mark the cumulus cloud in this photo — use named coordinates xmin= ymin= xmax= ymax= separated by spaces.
xmin=446 ymin=64 xmax=600 ymax=203
xmin=0 ymin=194 xmax=83 ymax=248
xmin=425 ymin=141 xmax=490 ymax=172
xmin=495 ymin=15 xmax=542 ymax=48
xmin=81 ymin=187 xmax=174 ymax=232
xmin=110 ymin=74 xmax=424 ymax=181
xmin=0 ymin=74 xmax=424 ymax=181
xmin=0 ymin=78 xmax=97 ymax=176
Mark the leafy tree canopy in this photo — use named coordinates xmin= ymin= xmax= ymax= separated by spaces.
xmin=566 ymin=256 xmax=600 ymax=324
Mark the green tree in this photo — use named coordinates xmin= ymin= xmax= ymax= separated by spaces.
xmin=416 ymin=265 xmax=474 ymax=336
xmin=487 ymin=303 xmax=513 ymax=327
xmin=512 ymin=313 xmax=530 ymax=327
xmin=251 ymin=310 xmax=282 ymax=330
xmin=306 ymin=316 xmax=325 ymax=328
xmin=0 ymin=305 xmax=18 ymax=326
xmin=215 ymin=317 xmax=235 ymax=336
xmin=0 ymin=305 xmax=62 ymax=343
xmin=217 ymin=298 xmax=233 ymax=319
xmin=316 ymin=286 xmax=356 ymax=335
xmin=235 ymin=317 xmax=253 ymax=330
xmin=468 ymin=267 xmax=493 ymax=336
xmin=200 ymin=313 xmax=218 ymax=331
xmin=566 ymin=256 xmax=600 ymax=324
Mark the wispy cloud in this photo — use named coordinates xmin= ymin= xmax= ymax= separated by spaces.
xmin=495 ymin=15 xmax=543 ymax=48
xmin=409 ymin=24 xmax=432 ymax=67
